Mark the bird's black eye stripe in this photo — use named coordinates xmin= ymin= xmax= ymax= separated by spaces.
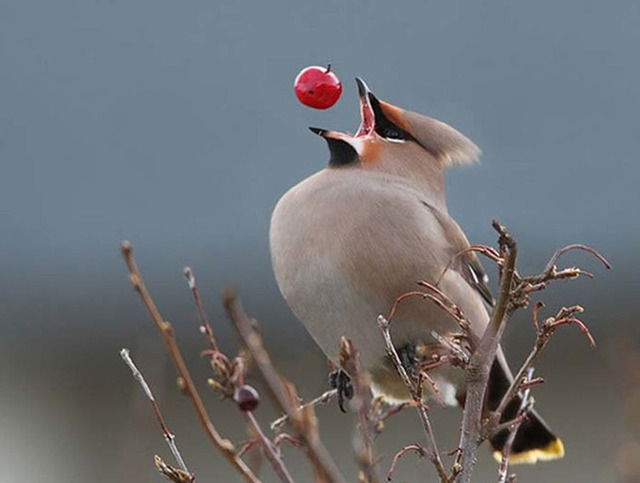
xmin=369 ymin=94 xmax=414 ymax=142
xmin=382 ymin=126 xmax=404 ymax=140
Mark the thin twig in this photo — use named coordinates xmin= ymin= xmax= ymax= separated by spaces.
xmin=183 ymin=267 xmax=219 ymax=352
xmin=271 ymin=389 xmax=338 ymax=432
xmin=274 ymin=433 xmax=304 ymax=450
xmin=435 ymin=245 xmax=503 ymax=287
xmin=223 ymin=289 xmax=346 ymax=483
xmin=386 ymin=444 xmax=426 ymax=481
xmin=243 ymin=410 xmax=295 ymax=483
xmin=155 ymin=455 xmax=196 ymax=483
xmin=339 ymin=337 xmax=379 ymax=483
xmin=494 ymin=306 xmax=592 ymax=418
xmin=377 ymin=315 xmax=448 ymax=482
xmin=497 ymin=368 xmax=535 ymax=483
xmin=430 ymin=330 xmax=470 ymax=366
xmin=121 ymin=242 xmax=258 ymax=483
xmin=542 ymin=244 xmax=611 ymax=274
xmin=120 ymin=348 xmax=193 ymax=480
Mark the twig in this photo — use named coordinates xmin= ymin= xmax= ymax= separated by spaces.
xmin=121 ymin=242 xmax=259 ymax=483
xmin=430 ymin=330 xmax=470 ymax=366
xmin=494 ymin=306 xmax=592 ymax=418
xmin=542 ymin=244 xmax=611 ymax=274
xmin=371 ymin=401 xmax=409 ymax=435
xmin=435 ymin=245 xmax=503 ymax=287
xmin=243 ymin=410 xmax=295 ymax=483
xmin=183 ymin=267 xmax=219 ymax=352
xmin=377 ymin=315 xmax=448 ymax=482
xmin=155 ymin=455 xmax=196 ymax=483
xmin=223 ymin=289 xmax=346 ymax=483
xmin=339 ymin=337 xmax=379 ymax=483
xmin=274 ymin=433 xmax=304 ymax=450
xmin=386 ymin=444 xmax=426 ymax=481
xmin=236 ymin=438 xmax=260 ymax=458
xmin=497 ymin=368 xmax=535 ymax=483
xmin=417 ymin=282 xmax=474 ymax=341
xmin=271 ymin=389 xmax=338 ymax=432
xmin=120 ymin=348 xmax=193 ymax=480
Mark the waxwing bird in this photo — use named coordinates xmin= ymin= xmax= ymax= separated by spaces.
xmin=270 ymin=78 xmax=564 ymax=464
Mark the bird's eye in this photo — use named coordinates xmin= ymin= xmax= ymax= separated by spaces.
xmin=383 ymin=126 xmax=403 ymax=140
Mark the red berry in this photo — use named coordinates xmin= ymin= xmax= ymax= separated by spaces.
xmin=294 ymin=65 xmax=342 ymax=110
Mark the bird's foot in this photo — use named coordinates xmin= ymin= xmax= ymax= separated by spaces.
xmin=397 ymin=343 xmax=419 ymax=379
xmin=329 ymin=369 xmax=353 ymax=413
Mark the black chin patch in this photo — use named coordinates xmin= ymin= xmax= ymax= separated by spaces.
xmin=309 ymin=127 xmax=359 ymax=166
xmin=320 ymin=138 xmax=357 ymax=167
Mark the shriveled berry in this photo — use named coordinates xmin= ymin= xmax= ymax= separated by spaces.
xmin=294 ymin=65 xmax=342 ymax=109
xmin=234 ymin=385 xmax=260 ymax=412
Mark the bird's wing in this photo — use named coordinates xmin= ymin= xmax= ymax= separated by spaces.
xmin=421 ymin=201 xmax=495 ymax=306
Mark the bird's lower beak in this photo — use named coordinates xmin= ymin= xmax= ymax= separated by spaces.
xmin=308 ymin=127 xmax=354 ymax=143
xmin=355 ymin=77 xmax=376 ymax=138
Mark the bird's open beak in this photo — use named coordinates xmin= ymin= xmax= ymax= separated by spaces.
xmin=309 ymin=77 xmax=377 ymax=143
xmin=354 ymin=77 xmax=376 ymax=138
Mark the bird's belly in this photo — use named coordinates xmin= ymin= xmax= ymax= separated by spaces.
xmin=280 ymin=254 xmax=389 ymax=371
xmin=278 ymin=253 xmax=466 ymax=383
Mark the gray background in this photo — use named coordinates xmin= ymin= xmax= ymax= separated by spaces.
xmin=0 ymin=0 xmax=637 ymax=481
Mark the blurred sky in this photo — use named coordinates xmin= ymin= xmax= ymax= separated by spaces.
xmin=0 ymin=0 xmax=638 ymax=482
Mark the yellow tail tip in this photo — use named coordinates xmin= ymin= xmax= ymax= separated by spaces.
xmin=493 ymin=438 xmax=565 ymax=465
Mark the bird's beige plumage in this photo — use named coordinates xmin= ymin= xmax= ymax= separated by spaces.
xmin=270 ymin=78 xmax=563 ymax=462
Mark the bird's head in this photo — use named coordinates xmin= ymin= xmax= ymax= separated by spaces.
xmin=310 ymin=78 xmax=480 ymax=171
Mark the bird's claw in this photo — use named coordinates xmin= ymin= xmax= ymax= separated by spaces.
xmin=329 ymin=369 xmax=353 ymax=413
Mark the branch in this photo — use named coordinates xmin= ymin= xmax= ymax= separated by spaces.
xmin=155 ymin=455 xmax=196 ymax=483
xmin=457 ymin=221 xmax=518 ymax=483
xmin=339 ymin=337 xmax=379 ymax=483
xmin=183 ymin=267 xmax=219 ymax=352
xmin=120 ymin=348 xmax=194 ymax=482
xmin=494 ymin=305 xmax=592 ymax=419
xmin=386 ymin=444 xmax=426 ymax=481
xmin=542 ymin=244 xmax=611 ymax=274
xmin=223 ymin=289 xmax=346 ymax=483
xmin=120 ymin=242 xmax=259 ymax=483
xmin=497 ymin=368 xmax=535 ymax=483
xmin=243 ymin=409 xmax=295 ymax=483
xmin=270 ymin=389 xmax=338 ymax=432
xmin=377 ymin=315 xmax=448 ymax=482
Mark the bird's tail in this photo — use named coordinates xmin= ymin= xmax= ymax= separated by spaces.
xmin=486 ymin=358 xmax=565 ymax=464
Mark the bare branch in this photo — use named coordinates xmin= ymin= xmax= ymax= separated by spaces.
xmin=494 ymin=305 xmax=594 ymax=419
xmin=435 ymin=245 xmax=503 ymax=287
xmin=243 ymin=410 xmax=295 ymax=483
xmin=120 ymin=242 xmax=258 ymax=482
xmin=223 ymin=289 xmax=346 ymax=483
xmin=386 ymin=444 xmax=426 ymax=481
xmin=154 ymin=455 xmax=196 ymax=483
xmin=543 ymin=244 xmax=611 ymax=274
xmin=183 ymin=267 xmax=219 ymax=352
xmin=121 ymin=348 xmax=193 ymax=479
xmin=270 ymin=389 xmax=338 ymax=432
xmin=457 ymin=220 xmax=518 ymax=483
xmin=377 ymin=315 xmax=448 ymax=482
xmin=339 ymin=337 xmax=379 ymax=483
xmin=497 ymin=368 xmax=535 ymax=483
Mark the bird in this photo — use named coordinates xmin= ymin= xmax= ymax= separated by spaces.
xmin=269 ymin=77 xmax=564 ymax=464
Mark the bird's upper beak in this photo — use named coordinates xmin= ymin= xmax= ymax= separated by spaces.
xmin=354 ymin=77 xmax=376 ymax=138
xmin=309 ymin=77 xmax=378 ymax=144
